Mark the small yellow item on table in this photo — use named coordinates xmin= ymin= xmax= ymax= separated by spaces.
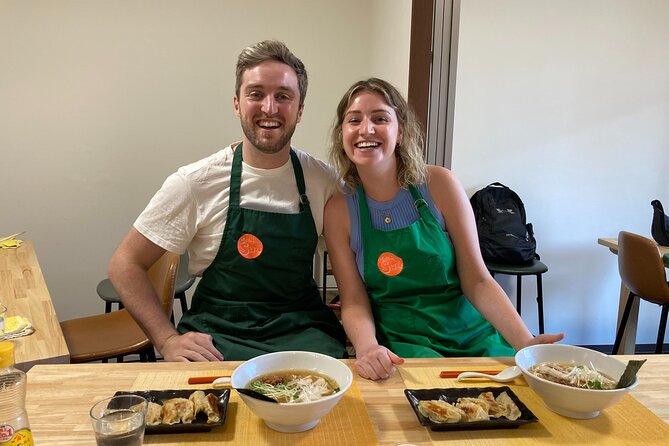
xmin=0 ymin=238 xmax=23 ymax=248
xmin=0 ymin=316 xmax=34 ymax=339
xmin=0 ymin=231 xmax=26 ymax=249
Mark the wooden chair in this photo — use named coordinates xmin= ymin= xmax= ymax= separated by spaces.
xmin=60 ymin=252 xmax=179 ymax=363
xmin=612 ymin=231 xmax=669 ymax=354
xmin=97 ymin=252 xmax=195 ymax=323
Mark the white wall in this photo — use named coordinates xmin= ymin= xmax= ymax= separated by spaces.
xmin=370 ymin=0 xmax=412 ymax=96
xmin=0 ymin=0 xmax=410 ymax=320
xmin=453 ymin=0 xmax=669 ymax=345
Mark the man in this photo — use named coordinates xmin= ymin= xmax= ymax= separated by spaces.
xmin=108 ymin=40 xmax=347 ymax=361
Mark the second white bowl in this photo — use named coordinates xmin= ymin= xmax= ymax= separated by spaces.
xmin=515 ymin=344 xmax=638 ymax=419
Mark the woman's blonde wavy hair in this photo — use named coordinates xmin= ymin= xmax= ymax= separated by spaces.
xmin=328 ymin=78 xmax=426 ymax=191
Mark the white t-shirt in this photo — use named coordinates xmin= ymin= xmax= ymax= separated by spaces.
xmin=134 ymin=143 xmax=338 ymax=276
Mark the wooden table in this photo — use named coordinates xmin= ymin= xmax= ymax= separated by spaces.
xmin=25 ymin=355 xmax=669 ymax=445
xmin=598 ymin=237 xmax=669 ymax=354
xmin=0 ymin=240 xmax=69 ymax=370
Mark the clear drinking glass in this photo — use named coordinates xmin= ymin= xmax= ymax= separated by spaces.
xmin=0 ymin=304 xmax=6 ymax=333
xmin=89 ymin=394 xmax=147 ymax=446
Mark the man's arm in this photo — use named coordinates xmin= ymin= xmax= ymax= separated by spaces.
xmin=108 ymin=228 xmax=224 ymax=361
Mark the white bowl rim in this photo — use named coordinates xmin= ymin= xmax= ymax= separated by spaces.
xmin=231 ymin=350 xmax=353 ymax=406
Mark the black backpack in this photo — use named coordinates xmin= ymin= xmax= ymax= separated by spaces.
xmin=470 ymin=182 xmax=537 ymax=264
xmin=651 ymin=199 xmax=669 ymax=247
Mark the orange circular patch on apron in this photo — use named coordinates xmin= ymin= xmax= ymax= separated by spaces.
xmin=237 ymin=233 xmax=263 ymax=259
xmin=377 ymin=252 xmax=404 ymax=276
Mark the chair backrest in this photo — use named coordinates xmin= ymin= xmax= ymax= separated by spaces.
xmin=175 ymin=252 xmax=196 ymax=292
xmin=147 ymin=252 xmax=179 ymax=319
xmin=617 ymin=231 xmax=669 ymax=304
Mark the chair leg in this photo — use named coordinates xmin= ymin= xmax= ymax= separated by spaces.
xmin=322 ymin=251 xmax=328 ymax=303
xmin=105 ymin=302 xmax=112 ymax=313
xmin=656 ymin=304 xmax=669 ymax=354
xmin=612 ymin=291 xmax=636 ymax=354
xmin=141 ymin=347 xmax=157 ymax=362
xmin=536 ymin=273 xmax=545 ymax=335
xmin=177 ymin=292 xmax=188 ymax=315
xmin=516 ymin=275 xmax=522 ymax=317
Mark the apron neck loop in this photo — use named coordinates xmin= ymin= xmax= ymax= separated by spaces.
xmin=230 ymin=142 xmax=244 ymax=209
xmin=289 ymin=149 xmax=309 ymax=212
xmin=408 ymin=185 xmax=432 ymax=220
xmin=231 ymin=144 xmax=309 ymax=211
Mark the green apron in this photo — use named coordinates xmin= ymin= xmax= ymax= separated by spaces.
xmin=177 ymin=144 xmax=347 ymax=360
xmin=359 ymin=185 xmax=514 ymax=358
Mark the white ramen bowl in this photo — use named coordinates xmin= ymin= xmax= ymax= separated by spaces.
xmin=231 ymin=350 xmax=353 ymax=432
xmin=515 ymin=344 xmax=638 ymax=419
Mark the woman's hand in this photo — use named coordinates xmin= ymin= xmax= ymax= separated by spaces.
xmin=354 ymin=345 xmax=405 ymax=381
xmin=524 ymin=332 xmax=566 ymax=348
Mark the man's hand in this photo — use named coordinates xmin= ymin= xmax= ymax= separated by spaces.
xmin=160 ymin=332 xmax=225 ymax=362
xmin=354 ymin=345 xmax=404 ymax=381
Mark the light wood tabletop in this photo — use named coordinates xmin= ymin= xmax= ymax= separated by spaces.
xmin=598 ymin=237 xmax=669 ymax=261
xmin=25 ymin=355 xmax=669 ymax=445
xmin=598 ymin=237 xmax=669 ymax=354
xmin=0 ymin=240 xmax=69 ymax=370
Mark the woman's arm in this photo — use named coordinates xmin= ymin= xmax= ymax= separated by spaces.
xmin=426 ymin=167 xmax=564 ymax=349
xmin=323 ymin=193 xmax=404 ymax=379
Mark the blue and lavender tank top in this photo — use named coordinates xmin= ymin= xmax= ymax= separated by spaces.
xmin=345 ymin=183 xmax=447 ymax=277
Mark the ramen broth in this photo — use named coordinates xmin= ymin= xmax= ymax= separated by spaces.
xmin=248 ymin=369 xmax=340 ymax=403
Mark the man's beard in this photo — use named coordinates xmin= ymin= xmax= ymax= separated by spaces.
xmin=240 ymin=115 xmax=297 ymax=155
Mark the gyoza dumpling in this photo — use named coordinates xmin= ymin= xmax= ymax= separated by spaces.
xmin=478 ymin=391 xmax=504 ymax=418
xmin=162 ymin=398 xmax=195 ymax=424
xmin=189 ymin=391 xmax=208 ymax=414
xmin=494 ymin=391 xmax=521 ymax=421
xmin=458 ymin=396 xmax=490 ymax=414
xmin=417 ymin=399 xmax=464 ymax=423
xmin=189 ymin=390 xmax=221 ymax=424
xmin=455 ymin=399 xmax=490 ymax=422
xmin=146 ymin=401 xmax=163 ymax=425
xmin=204 ymin=393 xmax=221 ymax=423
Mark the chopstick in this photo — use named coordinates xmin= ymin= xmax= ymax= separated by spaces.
xmin=439 ymin=370 xmax=503 ymax=378
xmin=0 ymin=231 xmax=26 ymax=244
xmin=187 ymin=375 xmax=231 ymax=384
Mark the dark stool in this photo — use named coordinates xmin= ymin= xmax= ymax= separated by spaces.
xmin=485 ymin=259 xmax=548 ymax=334
xmin=98 ymin=253 xmax=195 ymax=324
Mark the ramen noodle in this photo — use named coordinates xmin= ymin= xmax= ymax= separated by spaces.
xmin=528 ymin=362 xmax=617 ymax=390
xmin=248 ymin=369 xmax=340 ymax=403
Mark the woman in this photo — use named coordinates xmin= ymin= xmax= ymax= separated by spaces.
xmin=324 ymin=78 xmax=564 ymax=380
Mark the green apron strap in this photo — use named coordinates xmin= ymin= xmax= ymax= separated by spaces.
xmin=289 ymin=150 xmax=309 ymax=212
xmin=230 ymin=142 xmax=243 ymax=209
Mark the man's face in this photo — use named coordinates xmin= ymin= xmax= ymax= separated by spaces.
xmin=234 ymin=61 xmax=303 ymax=155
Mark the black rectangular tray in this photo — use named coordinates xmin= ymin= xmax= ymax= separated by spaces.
xmin=404 ymin=386 xmax=538 ymax=431
xmin=114 ymin=388 xmax=230 ymax=434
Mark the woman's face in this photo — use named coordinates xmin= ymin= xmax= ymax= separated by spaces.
xmin=341 ymin=90 xmax=402 ymax=171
